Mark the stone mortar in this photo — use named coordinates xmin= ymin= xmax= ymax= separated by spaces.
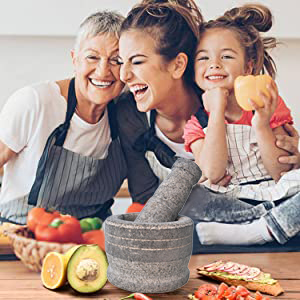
xmin=104 ymin=158 xmax=201 ymax=293
xmin=105 ymin=213 xmax=194 ymax=293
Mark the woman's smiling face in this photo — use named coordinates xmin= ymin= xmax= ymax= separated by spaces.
xmin=119 ymin=29 xmax=175 ymax=112
xmin=72 ymin=33 xmax=124 ymax=106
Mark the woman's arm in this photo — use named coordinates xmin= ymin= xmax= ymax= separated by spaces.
xmin=0 ymin=140 xmax=16 ymax=168
xmin=276 ymin=123 xmax=300 ymax=172
xmin=255 ymin=125 xmax=291 ymax=181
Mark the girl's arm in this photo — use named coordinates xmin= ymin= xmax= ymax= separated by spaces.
xmin=188 ymin=88 xmax=229 ymax=183
xmin=251 ymin=83 xmax=292 ymax=181
xmin=191 ymin=111 xmax=228 ymax=183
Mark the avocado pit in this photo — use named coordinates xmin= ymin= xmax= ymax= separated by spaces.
xmin=76 ymin=258 xmax=99 ymax=281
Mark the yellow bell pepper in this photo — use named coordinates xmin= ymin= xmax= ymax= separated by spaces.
xmin=234 ymin=74 xmax=273 ymax=111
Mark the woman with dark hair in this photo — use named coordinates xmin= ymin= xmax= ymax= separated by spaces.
xmin=117 ymin=0 xmax=203 ymax=200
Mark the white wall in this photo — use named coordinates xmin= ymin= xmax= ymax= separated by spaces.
xmin=0 ymin=35 xmax=74 ymax=104
xmin=0 ymin=0 xmax=299 ymax=131
xmin=271 ymin=39 xmax=300 ymax=131
xmin=1 ymin=0 xmax=299 ymax=38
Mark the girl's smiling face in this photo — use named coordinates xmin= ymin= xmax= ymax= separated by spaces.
xmin=194 ymin=28 xmax=252 ymax=92
xmin=118 ymin=29 xmax=177 ymax=112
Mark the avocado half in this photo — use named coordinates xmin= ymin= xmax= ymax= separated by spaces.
xmin=67 ymin=244 xmax=108 ymax=293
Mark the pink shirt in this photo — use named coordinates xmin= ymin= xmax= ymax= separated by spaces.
xmin=183 ymin=96 xmax=293 ymax=152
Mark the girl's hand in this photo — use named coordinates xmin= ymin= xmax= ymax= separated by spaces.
xmin=276 ymin=123 xmax=300 ymax=173
xmin=250 ymin=80 xmax=278 ymax=129
xmin=202 ymin=87 xmax=229 ymax=114
xmin=198 ymin=173 xmax=232 ymax=186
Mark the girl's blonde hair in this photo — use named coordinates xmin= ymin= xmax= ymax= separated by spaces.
xmin=200 ymin=4 xmax=277 ymax=78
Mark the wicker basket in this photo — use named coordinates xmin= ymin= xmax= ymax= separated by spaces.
xmin=4 ymin=226 xmax=76 ymax=272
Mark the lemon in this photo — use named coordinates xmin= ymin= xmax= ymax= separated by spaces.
xmin=41 ymin=245 xmax=82 ymax=290
xmin=41 ymin=252 xmax=67 ymax=289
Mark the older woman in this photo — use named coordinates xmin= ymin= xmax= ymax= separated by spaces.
xmin=116 ymin=0 xmax=300 ymax=253
xmin=0 ymin=11 xmax=127 ymax=224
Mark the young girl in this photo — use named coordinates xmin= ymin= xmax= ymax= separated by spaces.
xmin=183 ymin=4 xmax=300 ymax=245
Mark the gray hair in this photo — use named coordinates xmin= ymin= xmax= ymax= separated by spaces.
xmin=74 ymin=10 xmax=124 ymax=53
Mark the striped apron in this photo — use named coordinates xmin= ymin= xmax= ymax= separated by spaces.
xmin=0 ymin=78 xmax=127 ymax=224
xmin=133 ymin=109 xmax=178 ymax=182
xmin=132 ymin=88 xmax=205 ymax=182
xmin=198 ymin=120 xmax=300 ymax=202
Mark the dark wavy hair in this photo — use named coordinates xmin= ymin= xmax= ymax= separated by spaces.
xmin=121 ymin=0 xmax=203 ymax=84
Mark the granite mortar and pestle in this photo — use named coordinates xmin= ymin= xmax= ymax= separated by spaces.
xmin=104 ymin=158 xmax=201 ymax=293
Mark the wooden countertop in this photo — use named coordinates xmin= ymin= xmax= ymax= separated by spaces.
xmin=0 ymin=252 xmax=299 ymax=299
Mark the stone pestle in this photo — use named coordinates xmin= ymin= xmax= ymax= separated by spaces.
xmin=104 ymin=158 xmax=202 ymax=293
xmin=134 ymin=157 xmax=202 ymax=223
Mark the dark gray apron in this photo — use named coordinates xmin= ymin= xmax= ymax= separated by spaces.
xmin=0 ymin=78 xmax=127 ymax=224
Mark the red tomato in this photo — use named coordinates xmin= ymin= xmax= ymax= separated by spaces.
xmin=83 ymin=229 xmax=105 ymax=251
xmin=224 ymin=286 xmax=237 ymax=300
xmin=194 ymin=294 xmax=216 ymax=300
xmin=255 ymin=291 xmax=270 ymax=300
xmin=217 ymin=282 xmax=229 ymax=299
xmin=126 ymin=202 xmax=145 ymax=213
xmin=236 ymin=286 xmax=250 ymax=297
xmin=195 ymin=284 xmax=218 ymax=299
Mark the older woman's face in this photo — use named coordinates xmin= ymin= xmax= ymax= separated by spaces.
xmin=119 ymin=29 xmax=175 ymax=112
xmin=72 ymin=33 xmax=124 ymax=105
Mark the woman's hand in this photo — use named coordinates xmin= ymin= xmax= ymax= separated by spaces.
xmin=250 ymin=81 xmax=278 ymax=129
xmin=202 ymin=87 xmax=229 ymax=113
xmin=276 ymin=123 xmax=300 ymax=174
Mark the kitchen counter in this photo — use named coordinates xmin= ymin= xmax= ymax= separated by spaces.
xmin=0 ymin=252 xmax=299 ymax=299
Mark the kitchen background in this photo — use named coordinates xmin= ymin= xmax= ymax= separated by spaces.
xmin=0 ymin=0 xmax=299 ymax=213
